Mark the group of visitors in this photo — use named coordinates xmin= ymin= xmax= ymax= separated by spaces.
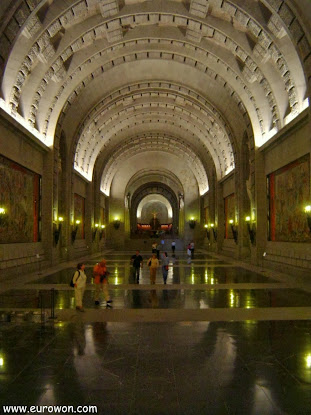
xmin=130 ymin=250 xmax=169 ymax=284
xmin=72 ymin=240 xmax=194 ymax=310
xmin=71 ymin=259 xmax=113 ymax=312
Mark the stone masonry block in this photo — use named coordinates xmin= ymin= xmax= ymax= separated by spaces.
xmin=222 ymin=1 xmax=237 ymax=16
xmin=297 ymin=36 xmax=311 ymax=61
xmin=47 ymin=19 xmax=62 ymax=38
xmin=5 ymin=18 xmax=21 ymax=43
xmin=278 ymin=3 xmax=295 ymax=27
xmin=60 ymin=9 xmax=75 ymax=27
xmin=23 ymin=15 xmax=42 ymax=38
xmin=234 ymin=10 xmax=249 ymax=27
xmin=267 ymin=15 xmax=286 ymax=38
xmin=72 ymin=1 xmax=88 ymax=18
xmin=15 ymin=2 xmax=31 ymax=26
xmin=268 ymin=0 xmax=283 ymax=12
xmin=247 ymin=19 xmax=262 ymax=37
xmin=26 ymin=0 xmax=41 ymax=11
xmin=214 ymin=30 xmax=226 ymax=44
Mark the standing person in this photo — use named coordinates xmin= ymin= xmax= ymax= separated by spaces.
xmin=190 ymin=241 xmax=195 ymax=259
xmin=73 ymin=263 xmax=87 ymax=312
xmin=171 ymin=240 xmax=176 ymax=254
xmin=147 ymin=253 xmax=159 ymax=284
xmin=93 ymin=259 xmax=112 ymax=307
xmin=130 ymin=250 xmax=143 ymax=283
xmin=161 ymin=252 xmax=169 ymax=284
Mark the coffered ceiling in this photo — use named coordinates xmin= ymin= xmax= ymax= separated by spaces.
xmin=0 ymin=0 xmax=310 ymax=195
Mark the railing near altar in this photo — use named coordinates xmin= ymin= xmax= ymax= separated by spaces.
xmin=136 ymin=223 xmax=173 ymax=233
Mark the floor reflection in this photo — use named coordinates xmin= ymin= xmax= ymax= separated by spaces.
xmin=1 ymin=320 xmax=311 ymax=413
xmin=2 ymin=287 xmax=311 ymax=310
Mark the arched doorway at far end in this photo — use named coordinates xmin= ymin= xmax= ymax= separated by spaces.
xmin=130 ymin=183 xmax=179 ymax=237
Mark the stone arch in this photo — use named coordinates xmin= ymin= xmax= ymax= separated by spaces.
xmin=130 ymin=182 xmax=179 ymax=235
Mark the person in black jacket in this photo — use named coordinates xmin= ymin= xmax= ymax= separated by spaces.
xmin=130 ymin=250 xmax=143 ymax=283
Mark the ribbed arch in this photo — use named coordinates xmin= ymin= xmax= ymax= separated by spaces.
xmin=99 ymin=133 xmax=209 ymax=196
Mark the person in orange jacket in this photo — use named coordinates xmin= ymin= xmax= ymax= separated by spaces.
xmin=93 ymin=259 xmax=112 ymax=307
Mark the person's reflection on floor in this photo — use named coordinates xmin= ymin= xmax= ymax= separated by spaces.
xmin=162 ymin=289 xmax=169 ymax=308
xmin=132 ymin=289 xmax=142 ymax=308
xmin=148 ymin=289 xmax=159 ymax=308
xmin=71 ymin=321 xmax=86 ymax=356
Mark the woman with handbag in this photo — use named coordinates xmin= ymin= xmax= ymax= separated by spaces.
xmin=161 ymin=252 xmax=169 ymax=284
xmin=93 ymin=259 xmax=112 ymax=307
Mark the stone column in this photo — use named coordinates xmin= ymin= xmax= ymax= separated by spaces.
xmin=41 ymin=149 xmax=54 ymax=265
xmin=85 ymin=180 xmax=93 ymax=251
xmin=216 ymin=181 xmax=224 ymax=252
xmin=236 ymin=135 xmax=252 ymax=259
xmin=254 ymin=149 xmax=266 ymax=264
xmin=92 ymin=172 xmax=101 ymax=252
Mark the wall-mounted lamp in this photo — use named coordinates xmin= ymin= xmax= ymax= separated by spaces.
xmin=99 ymin=224 xmax=105 ymax=239
xmin=210 ymin=223 xmax=217 ymax=241
xmin=0 ymin=207 xmax=7 ymax=227
xmin=229 ymin=219 xmax=238 ymax=244
xmin=204 ymin=224 xmax=210 ymax=240
xmin=189 ymin=217 xmax=196 ymax=229
xmin=92 ymin=223 xmax=99 ymax=241
xmin=54 ymin=216 xmax=64 ymax=245
xmin=113 ymin=218 xmax=121 ymax=230
xmin=245 ymin=216 xmax=256 ymax=245
xmin=71 ymin=219 xmax=80 ymax=244
xmin=305 ymin=205 xmax=311 ymax=232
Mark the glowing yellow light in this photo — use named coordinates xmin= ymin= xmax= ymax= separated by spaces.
xmin=75 ymin=220 xmax=81 ymax=224
xmin=0 ymin=207 xmax=6 ymax=214
xmin=114 ymin=217 xmax=120 ymax=221
xmin=229 ymin=219 xmax=234 ymax=224
xmin=245 ymin=216 xmax=251 ymax=222
xmin=101 ymin=225 xmax=105 ymax=229
xmin=95 ymin=223 xmax=99 ymax=228
xmin=210 ymin=223 xmax=214 ymax=228
xmin=229 ymin=290 xmax=235 ymax=307
xmin=0 ymin=357 xmax=4 ymax=367
xmin=204 ymin=224 xmax=208 ymax=228
xmin=305 ymin=354 xmax=311 ymax=368
xmin=58 ymin=216 xmax=64 ymax=222
xmin=305 ymin=205 xmax=311 ymax=213
xmin=191 ymin=270 xmax=195 ymax=284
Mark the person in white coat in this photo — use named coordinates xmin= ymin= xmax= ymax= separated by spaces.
xmin=73 ymin=263 xmax=87 ymax=312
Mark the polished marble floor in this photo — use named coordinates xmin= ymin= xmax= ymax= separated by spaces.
xmin=1 ymin=249 xmax=311 ymax=414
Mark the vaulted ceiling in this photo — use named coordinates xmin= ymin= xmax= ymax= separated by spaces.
xmin=0 ymin=0 xmax=310 ymax=196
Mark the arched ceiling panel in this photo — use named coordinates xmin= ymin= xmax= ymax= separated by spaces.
xmin=109 ymin=151 xmax=200 ymax=204
xmin=0 ymin=0 xmax=309 ymax=174
xmin=137 ymin=194 xmax=173 ymax=220
xmin=99 ymin=133 xmax=209 ymax=196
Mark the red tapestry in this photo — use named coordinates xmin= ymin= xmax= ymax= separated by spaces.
xmin=268 ymin=155 xmax=310 ymax=242
xmin=0 ymin=155 xmax=41 ymax=243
